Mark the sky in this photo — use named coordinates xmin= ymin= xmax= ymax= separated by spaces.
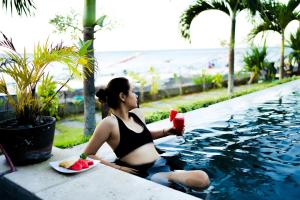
xmin=0 ymin=0 xmax=299 ymax=52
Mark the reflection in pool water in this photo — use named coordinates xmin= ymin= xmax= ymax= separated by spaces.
xmin=158 ymin=91 xmax=300 ymax=200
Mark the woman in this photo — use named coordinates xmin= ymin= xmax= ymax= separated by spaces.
xmin=84 ymin=77 xmax=209 ymax=190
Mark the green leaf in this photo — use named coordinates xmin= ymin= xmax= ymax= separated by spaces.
xmin=95 ymin=15 xmax=107 ymax=28
xmin=78 ymin=40 xmax=92 ymax=56
xmin=80 ymin=153 xmax=87 ymax=159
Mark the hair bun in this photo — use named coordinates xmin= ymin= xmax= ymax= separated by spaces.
xmin=96 ymin=88 xmax=107 ymax=103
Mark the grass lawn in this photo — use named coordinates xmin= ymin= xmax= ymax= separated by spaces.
xmin=54 ymin=124 xmax=89 ymax=148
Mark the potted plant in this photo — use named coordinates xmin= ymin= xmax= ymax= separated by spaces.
xmin=0 ymin=32 xmax=92 ymax=165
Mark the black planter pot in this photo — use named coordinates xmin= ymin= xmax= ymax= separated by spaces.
xmin=0 ymin=116 xmax=56 ymax=166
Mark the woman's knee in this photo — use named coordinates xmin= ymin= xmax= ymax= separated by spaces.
xmin=169 ymin=170 xmax=210 ymax=190
xmin=186 ymin=170 xmax=210 ymax=189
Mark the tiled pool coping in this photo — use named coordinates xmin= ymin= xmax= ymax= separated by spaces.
xmin=1 ymin=79 xmax=300 ymax=200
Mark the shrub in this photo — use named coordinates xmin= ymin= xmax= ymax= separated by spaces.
xmin=148 ymin=66 xmax=160 ymax=96
xmin=243 ymin=42 xmax=270 ymax=84
xmin=192 ymin=69 xmax=214 ymax=90
xmin=145 ymin=110 xmax=169 ymax=124
xmin=37 ymin=75 xmax=60 ymax=119
xmin=128 ymin=71 xmax=147 ymax=102
xmin=212 ymin=73 xmax=223 ymax=88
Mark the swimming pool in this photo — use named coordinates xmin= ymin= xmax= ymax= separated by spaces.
xmin=156 ymin=83 xmax=300 ymax=200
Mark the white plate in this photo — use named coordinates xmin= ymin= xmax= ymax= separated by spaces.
xmin=49 ymin=158 xmax=100 ymax=174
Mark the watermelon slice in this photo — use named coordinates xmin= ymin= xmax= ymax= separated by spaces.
xmin=87 ymin=160 xmax=94 ymax=166
xmin=69 ymin=160 xmax=82 ymax=171
xmin=169 ymin=109 xmax=178 ymax=121
xmin=78 ymin=159 xmax=89 ymax=169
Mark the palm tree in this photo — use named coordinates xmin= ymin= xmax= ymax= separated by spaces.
xmin=83 ymin=0 xmax=96 ymax=136
xmin=2 ymin=0 xmax=35 ymax=15
xmin=249 ymin=0 xmax=300 ymax=79
xmin=288 ymin=26 xmax=300 ymax=74
xmin=180 ymin=0 xmax=260 ymax=94
xmin=49 ymin=2 xmax=108 ymax=136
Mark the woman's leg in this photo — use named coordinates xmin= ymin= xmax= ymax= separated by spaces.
xmin=168 ymin=170 xmax=210 ymax=190
xmin=150 ymin=170 xmax=209 ymax=190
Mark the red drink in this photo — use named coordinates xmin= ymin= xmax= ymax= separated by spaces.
xmin=169 ymin=109 xmax=178 ymax=122
xmin=173 ymin=114 xmax=184 ymax=135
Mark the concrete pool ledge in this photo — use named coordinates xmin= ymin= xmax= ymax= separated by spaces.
xmin=0 ymin=143 xmax=200 ymax=200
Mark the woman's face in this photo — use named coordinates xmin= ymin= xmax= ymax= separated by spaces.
xmin=124 ymin=84 xmax=138 ymax=109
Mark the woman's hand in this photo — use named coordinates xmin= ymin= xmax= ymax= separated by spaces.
xmin=150 ymin=126 xmax=185 ymax=139
xmin=165 ymin=126 xmax=185 ymax=136
xmin=118 ymin=165 xmax=139 ymax=175
xmin=97 ymin=158 xmax=139 ymax=175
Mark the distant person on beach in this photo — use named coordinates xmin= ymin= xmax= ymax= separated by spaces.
xmin=208 ymin=61 xmax=215 ymax=69
xmin=84 ymin=77 xmax=210 ymax=190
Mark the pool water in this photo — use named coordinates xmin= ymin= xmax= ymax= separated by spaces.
xmin=158 ymin=91 xmax=300 ymax=200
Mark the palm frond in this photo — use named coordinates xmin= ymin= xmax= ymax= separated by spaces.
xmin=1 ymin=0 xmax=35 ymax=16
xmin=0 ymin=76 xmax=9 ymax=94
xmin=278 ymin=5 xmax=299 ymax=30
xmin=259 ymin=0 xmax=279 ymax=22
xmin=258 ymin=0 xmax=299 ymax=31
xmin=248 ymin=21 xmax=278 ymax=41
xmin=288 ymin=27 xmax=300 ymax=64
xmin=0 ymin=76 xmax=17 ymax=110
xmin=287 ymin=0 xmax=300 ymax=11
xmin=248 ymin=0 xmax=300 ymax=41
xmin=0 ymin=31 xmax=16 ymax=51
xmin=180 ymin=0 xmax=214 ymax=41
xmin=241 ymin=0 xmax=262 ymax=15
xmin=210 ymin=0 xmax=230 ymax=15
xmin=180 ymin=0 xmax=233 ymax=41
xmin=288 ymin=27 xmax=300 ymax=50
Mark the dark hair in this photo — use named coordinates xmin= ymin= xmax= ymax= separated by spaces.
xmin=96 ymin=77 xmax=130 ymax=109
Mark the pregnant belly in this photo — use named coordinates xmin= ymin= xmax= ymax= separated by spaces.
xmin=120 ymin=143 xmax=160 ymax=165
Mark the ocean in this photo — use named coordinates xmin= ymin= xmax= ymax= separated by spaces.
xmin=2 ymin=47 xmax=288 ymax=91
xmin=92 ymin=47 xmax=284 ymax=88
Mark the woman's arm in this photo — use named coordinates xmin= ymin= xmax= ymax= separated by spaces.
xmin=83 ymin=117 xmax=112 ymax=156
xmin=83 ymin=117 xmax=138 ymax=174
xmin=131 ymin=108 xmax=181 ymax=139
xmin=88 ymin=154 xmax=138 ymax=174
xmin=150 ymin=127 xmax=181 ymax=139
xmin=83 ymin=118 xmax=119 ymax=169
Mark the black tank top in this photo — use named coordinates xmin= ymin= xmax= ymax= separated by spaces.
xmin=114 ymin=112 xmax=153 ymax=158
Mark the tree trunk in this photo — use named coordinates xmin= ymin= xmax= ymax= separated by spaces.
xmin=140 ymin=86 xmax=144 ymax=102
xmin=248 ymin=72 xmax=257 ymax=84
xmin=83 ymin=0 xmax=96 ymax=136
xmin=228 ymin=14 xmax=236 ymax=95
xmin=279 ymin=31 xmax=285 ymax=79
